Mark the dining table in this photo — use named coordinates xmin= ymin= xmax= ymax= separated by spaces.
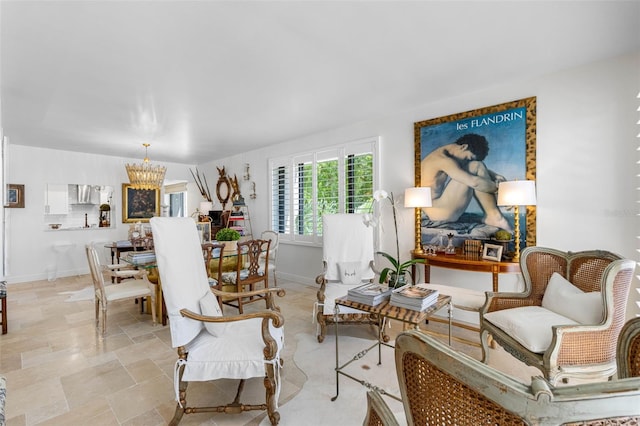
xmin=119 ymin=243 xmax=248 ymax=326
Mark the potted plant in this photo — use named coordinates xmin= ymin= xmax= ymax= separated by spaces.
xmin=215 ymin=227 xmax=241 ymax=251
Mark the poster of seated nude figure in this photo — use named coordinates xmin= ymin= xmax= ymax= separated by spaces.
xmin=414 ymin=97 xmax=536 ymax=252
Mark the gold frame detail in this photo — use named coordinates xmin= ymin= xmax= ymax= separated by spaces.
xmin=6 ymin=183 xmax=25 ymax=208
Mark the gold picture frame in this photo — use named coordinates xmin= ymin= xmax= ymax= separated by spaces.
xmin=122 ymin=183 xmax=160 ymax=223
xmin=6 ymin=184 xmax=25 ymax=208
xmin=414 ymin=97 xmax=536 ymax=251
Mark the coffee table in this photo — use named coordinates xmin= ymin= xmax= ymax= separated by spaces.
xmin=332 ymin=294 xmax=452 ymax=402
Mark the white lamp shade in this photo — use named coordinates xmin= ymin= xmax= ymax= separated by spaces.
xmin=497 ymin=180 xmax=537 ymax=206
xmin=404 ymin=187 xmax=432 ymax=208
xmin=199 ymin=201 xmax=213 ymax=213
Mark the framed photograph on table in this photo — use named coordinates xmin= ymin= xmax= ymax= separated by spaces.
xmin=5 ymin=184 xmax=25 ymax=208
xmin=482 ymin=243 xmax=503 ymax=262
xmin=122 ymin=183 xmax=160 ymax=223
xmin=414 ymin=97 xmax=537 ymax=251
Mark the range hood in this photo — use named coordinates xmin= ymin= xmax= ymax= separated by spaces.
xmin=76 ymin=184 xmax=94 ymax=204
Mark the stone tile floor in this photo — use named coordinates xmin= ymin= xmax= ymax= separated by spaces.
xmin=0 ymin=274 xmax=539 ymax=425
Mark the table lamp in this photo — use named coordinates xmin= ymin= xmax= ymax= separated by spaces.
xmin=496 ymin=180 xmax=536 ymax=262
xmin=198 ymin=201 xmax=213 ymax=222
xmin=404 ymin=187 xmax=432 ymax=254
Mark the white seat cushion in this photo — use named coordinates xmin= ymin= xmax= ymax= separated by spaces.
xmin=322 ymin=282 xmax=369 ymax=315
xmin=183 ymin=317 xmax=284 ymax=382
xmin=419 ymin=283 xmax=485 ymax=310
xmin=104 ymin=279 xmax=151 ymax=300
xmin=484 ymin=306 xmax=579 ymax=353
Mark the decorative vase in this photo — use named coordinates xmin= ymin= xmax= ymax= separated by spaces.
xmin=390 ymin=272 xmax=407 ymax=289
xmin=445 ymin=233 xmax=456 ymax=255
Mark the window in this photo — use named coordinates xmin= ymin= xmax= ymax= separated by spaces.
xmin=163 ymin=182 xmax=188 ymax=217
xmin=269 ymin=137 xmax=377 ymax=244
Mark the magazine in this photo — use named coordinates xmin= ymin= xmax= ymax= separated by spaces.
xmin=347 ymin=282 xmax=392 ymax=306
xmin=390 ymin=284 xmax=439 ymax=311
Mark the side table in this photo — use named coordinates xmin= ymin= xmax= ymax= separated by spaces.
xmin=332 ymin=294 xmax=452 ymax=402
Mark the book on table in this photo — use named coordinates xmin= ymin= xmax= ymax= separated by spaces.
xmin=347 ymin=282 xmax=392 ymax=306
xmin=390 ymin=284 xmax=439 ymax=311
xmin=123 ymin=250 xmax=156 ymax=263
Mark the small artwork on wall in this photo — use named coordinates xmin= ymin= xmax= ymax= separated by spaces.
xmin=6 ymin=184 xmax=25 ymax=208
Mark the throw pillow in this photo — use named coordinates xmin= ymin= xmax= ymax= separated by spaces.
xmin=338 ymin=261 xmax=362 ymax=285
xmin=541 ymin=272 xmax=604 ymax=325
xmin=199 ymin=290 xmax=227 ymax=337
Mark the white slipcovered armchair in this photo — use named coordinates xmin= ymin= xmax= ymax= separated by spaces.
xmin=314 ymin=213 xmax=386 ymax=343
xmin=150 ymin=217 xmax=285 ymax=425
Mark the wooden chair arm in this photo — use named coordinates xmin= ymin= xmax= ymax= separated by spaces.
xmin=179 ymin=308 xmax=285 ymax=359
xmin=481 ymin=291 xmax=538 ymax=314
xmin=179 ymin=308 xmax=284 ymax=328
xmin=363 ymin=391 xmax=400 ymax=426
xmin=315 ymin=260 xmax=328 ymax=285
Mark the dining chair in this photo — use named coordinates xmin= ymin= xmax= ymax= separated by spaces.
xmin=260 ymin=230 xmax=279 ymax=286
xmin=150 ymin=217 xmax=285 ymax=425
xmin=222 ymin=239 xmax=271 ymax=313
xmin=202 ymin=242 xmax=226 ymax=308
xmin=85 ymin=244 xmax=156 ymax=335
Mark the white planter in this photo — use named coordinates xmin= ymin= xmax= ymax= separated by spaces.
xmin=222 ymin=240 xmax=238 ymax=253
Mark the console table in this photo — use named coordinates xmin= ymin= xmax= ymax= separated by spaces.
xmin=411 ymin=251 xmax=520 ymax=292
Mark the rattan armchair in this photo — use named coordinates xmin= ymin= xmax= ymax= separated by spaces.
xmin=363 ymin=330 xmax=640 ymax=426
xmin=480 ymin=247 xmax=635 ymax=385
xmin=618 ymin=317 xmax=640 ymax=379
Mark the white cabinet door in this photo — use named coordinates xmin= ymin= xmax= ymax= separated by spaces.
xmin=45 ymin=184 xmax=69 ymax=214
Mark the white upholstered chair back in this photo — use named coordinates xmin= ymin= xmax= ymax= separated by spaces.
xmin=322 ymin=213 xmax=374 ymax=281
xmin=150 ymin=217 xmax=214 ymax=347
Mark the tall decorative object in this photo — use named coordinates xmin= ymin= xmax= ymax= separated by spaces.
xmin=404 ymin=187 xmax=432 ymax=254
xmin=99 ymin=203 xmax=111 ymax=227
xmin=125 ymin=143 xmax=166 ymax=190
xmin=496 ymin=180 xmax=537 ymax=262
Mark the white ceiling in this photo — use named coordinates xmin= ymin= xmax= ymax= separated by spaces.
xmin=1 ymin=1 xmax=639 ymax=165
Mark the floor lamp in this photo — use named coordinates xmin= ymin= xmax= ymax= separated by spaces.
xmin=404 ymin=187 xmax=432 ymax=254
xmin=496 ymin=180 xmax=536 ymax=262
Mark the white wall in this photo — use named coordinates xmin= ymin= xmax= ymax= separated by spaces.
xmin=4 ymin=146 xmax=196 ymax=282
xmin=201 ymin=51 xmax=640 ymax=317
xmin=4 ymin=52 xmax=639 ymax=317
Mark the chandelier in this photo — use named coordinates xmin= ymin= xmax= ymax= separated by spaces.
xmin=125 ymin=143 xmax=166 ymax=190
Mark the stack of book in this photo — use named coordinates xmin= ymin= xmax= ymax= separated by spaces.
xmin=347 ymin=283 xmax=392 ymax=306
xmin=123 ymin=250 xmax=156 ymax=264
xmin=390 ymin=284 xmax=439 ymax=311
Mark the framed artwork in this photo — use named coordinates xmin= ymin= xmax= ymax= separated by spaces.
xmin=414 ymin=97 xmax=536 ymax=252
xmin=197 ymin=221 xmax=212 ymax=243
xmin=6 ymin=184 xmax=25 ymax=208
xmin=122 ymin=183 xmax=160 ymax=223
xmin=482 ymin=243 xmax=504 ymax=262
